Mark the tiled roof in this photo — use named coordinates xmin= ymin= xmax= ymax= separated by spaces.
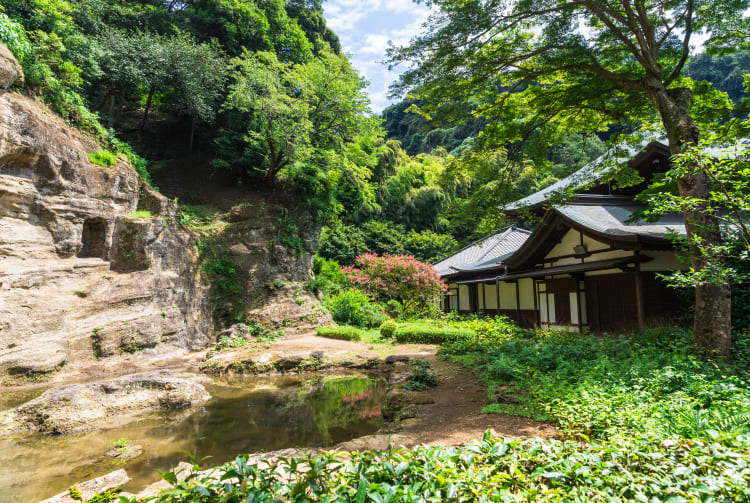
xmin=433 ymin=226 xmax=531 ymax=276
xmin=556 ymin=204 xmax=686 ymax=239
xmin=504 ymin=138 xmax=750 ymax=212
xmin=504 ymin=142 xmax=655 ymax=211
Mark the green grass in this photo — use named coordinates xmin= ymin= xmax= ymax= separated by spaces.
xmin=88 ymin=150 xmax=118 ymax=167
xmin=179 ymin=204 xmax=224 ymax=230
xmin=129 ymin=210 xmax=154 ymax=219
xmin=316 ymin=325 xmax=362 ymax=341
xmin=393 ymin=321 xmax=474 ymax=344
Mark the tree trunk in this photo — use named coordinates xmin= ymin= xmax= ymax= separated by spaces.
xmin=649 ymin=81 xmax=732 ymax=360
xmin=140 ymin=88 xmax=155 ymax=132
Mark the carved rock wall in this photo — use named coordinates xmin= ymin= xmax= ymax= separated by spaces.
xmin=0 ymin=88 xmax=212 ymax=376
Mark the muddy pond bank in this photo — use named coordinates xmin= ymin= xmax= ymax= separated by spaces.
xmin=0 ymin=372 xmax=386 ymax=503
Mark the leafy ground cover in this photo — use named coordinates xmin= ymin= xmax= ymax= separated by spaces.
xmin=116 ymin=319 xmax=750 ymax=501
xmin=316 ymin=326 xmax=362 ymax=342
xmin=123 ymin=431 xmax=749 ymax=502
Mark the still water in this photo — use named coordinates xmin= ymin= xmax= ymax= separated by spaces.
xmin=0 ymin=372 xmax=386 ymax=502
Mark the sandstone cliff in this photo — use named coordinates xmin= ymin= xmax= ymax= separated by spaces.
xmin=0 ymin=50 xmax=212 ymax=381
xmin=0 ymin=44 xmax=331 ymax=384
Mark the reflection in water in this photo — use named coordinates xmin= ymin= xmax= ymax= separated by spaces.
xmin=0 ymin=372 xmax=385 ymax=503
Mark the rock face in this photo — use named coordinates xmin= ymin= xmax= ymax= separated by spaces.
xmin=1 ymin=370 xmax=211 ymax=435
xmin=0 ymin=88 xmax=211 ymax=377
xmin=219 ymin=209 xmax=332 ymax=333
xmin=0 ymin=43 xmax=23 ymax=89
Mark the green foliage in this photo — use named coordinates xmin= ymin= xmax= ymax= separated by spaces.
xmin=644 ymin=140 xmax=750 ymax=287
xmin=82 ymin=489 xmax=119 ymax=503
xmin=381 ymin=99 xmax=485 ymax=156
xmin=196 ymin=239 xmax=241 ymax=323
xmin=129 ymin=210 xmax=154 ymax=219
xmin=379 ymin=319 xmax=397 ymax=339
xmin=441 ymin=324 xmax=750 ymax=443
xmin=309 ymin=255 xmax=347 ymax=297
xmin=218 ymin=47 xmax=379 ymax=220
xmin=0 ymin=11 xmax=32 ymax=63
xmin=178 ymin=205 xmax=218 ymax=228
xmin=393 ymin=321 xmax=473 ymax=344
xmin=403 ymin=359 xmax=439 ymax=391
xmin=112 ymin=437 xmax=128 ymax=450
xmin=114 ymin=430 xmax=750 ymax=502
xmin=214 ymin=335 xmax=247 ymax=351
xmin=687 ymin=51 xmax=750 ymax=105
xmin=88 ymin=150 xmax=118 ymax=167
xmin=316 ymin=325 xmax=362 ymax=342
xmin=325 ymin=289 xmax=385 ymax=328
xmin=68 ymin=486 xmax=81 ymax=501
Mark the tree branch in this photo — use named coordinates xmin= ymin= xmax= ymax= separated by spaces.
xmin=664 ymin=0 xmax=694 ymax=87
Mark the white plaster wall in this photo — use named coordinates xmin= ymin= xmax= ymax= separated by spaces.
xmin=539 ymin=292 xmax=556 ymax=323
xmin=570 ymin=292 xmax=579 ymax=324
xmin=582 ymin=233 xmax=610 ymax=251
xmin=484 ymin=282 xmax=498 ymax=309
xmin=478 ymin=283 xmax=485 ymax=310
xmin=459 ymin=284 xmax=470 ymax=310
xmin=546 ymin=229 xmax=582 ymax=259
xmin=499 ymin=281 xmax=517 ymax=309
xmin=518 ymin=278 xmax=535 ymax=309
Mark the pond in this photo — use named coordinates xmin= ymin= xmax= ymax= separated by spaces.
xmin=0 ymin=372 xmax=386 ymax=502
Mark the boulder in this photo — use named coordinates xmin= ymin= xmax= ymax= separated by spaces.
xmin=0 ymin=42 xmax=23 ymax=89
xmin=385 ymin=355 xmax=410 ymax=364
xmin=7 ymin=370 xmax=210 ymax=435
xmin=274 ymin=355 xmax=305 ymax=371
xmin=333 ymin=434 xmax=411 ymax=452
xmin=39 ymin=469 xmax=130 ymax=503
xmin=0 ymin=341 xmax=68 ymax=375
xmin=217 ymin=323 xmax=251 ymax=341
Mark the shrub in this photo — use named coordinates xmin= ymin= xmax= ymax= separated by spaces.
xmin=341 ymin=253 xmax=447 ymax=312
xmin=316 ymin=325 xmax=362 ymax=341
xmin=0 ymin=12 xmax=31 ymax=63
xmin=403 ymin=359 xmax=439 ymax=390
xmin=379 ymin=319 xmax=397 ymax=338
xmin=326 ymin=289 xmax=385 ymax=328
xmin=310 ymin=255 xmax=348 ymax=296
xmin=88 ymin=150 xmax=118 ymax=167
xmin=394 ymin=322 xmax=473 ymax=344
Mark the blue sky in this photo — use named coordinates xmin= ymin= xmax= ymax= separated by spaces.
xmin=322 ymin=0 xmax=432 ymax=114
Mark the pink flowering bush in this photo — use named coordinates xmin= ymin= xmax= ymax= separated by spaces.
xmin=341 ymin=253 xmax=447 ymax=313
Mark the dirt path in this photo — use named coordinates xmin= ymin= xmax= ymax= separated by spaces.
xmin=395 ymin=355 xmax=558 ymax=445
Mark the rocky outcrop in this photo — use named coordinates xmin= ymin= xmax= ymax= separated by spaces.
xmin=0 ymin=43 xmax=23 ymax=89
xmin=0 ymin=87 xmax=211 ymax=378
xmin=1 ymin=370 xmax=210 ymax=435
xmin=40 ymin=469 xmax=130 ymax=503
xmin=216 ymin=208 xmax=332 ymax=332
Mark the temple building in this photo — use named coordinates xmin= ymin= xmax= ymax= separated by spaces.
xmin=434 ymin=141 xmax=688 ymax=332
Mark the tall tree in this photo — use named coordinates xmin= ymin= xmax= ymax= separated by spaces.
xmin=389 ymin=0 xmax=748 ymax=359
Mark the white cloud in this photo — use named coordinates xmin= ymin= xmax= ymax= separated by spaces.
xmin=323 ymin=0 xmax=433 ymax=112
